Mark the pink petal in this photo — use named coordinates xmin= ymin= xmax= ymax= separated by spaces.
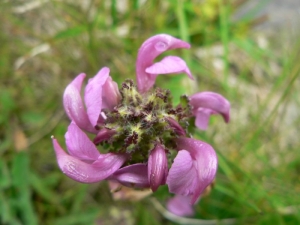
xmin=166 ymin=117 xmax=186 ymax=136
xmin=93 ymin=128 xmax=117 ymax=145
xmin=102 ymin=76 xmax=121 ymax=110
xmin=166 ymin=150 xmax=201 ymax=203
xmin=136 ymin=34 xmax=190 ymax=93
xmin=84 ymin=67 xmax=110 ymax=127
xmin=145 ymin=56 xmax=193 ymax=80
xmin=92 ymin=153 xmax=127 ymax=171
xmin=148 ymin=144 xmax=168 ymax=192
xmin=173 ymin=138 xmax=218 ymax=203
xmin=194 ymin=108 xmax=215 ymax=130
xmin=108 ymin=163 xmax=150 ymax=188
xmin=65 ymin=122 xmax=100 ymax=161
xmin=167 ymin=195 xmax=194 ymax=217
xmin=52 ymin=137 xmax=127 ymax=183
xmin=189 ymin=92 xmax=230 ymax=130
xmin=63 ymin=73 xmax=96 ymax=133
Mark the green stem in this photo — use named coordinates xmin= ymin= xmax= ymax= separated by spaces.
xmin=176 ymin=0 xmax=190 ymax=63
xmin=219 ymin=0 xmax=230 ymax=89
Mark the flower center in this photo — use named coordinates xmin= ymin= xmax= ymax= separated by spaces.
xmin=100 ymin=79 xmax=191 ymax=163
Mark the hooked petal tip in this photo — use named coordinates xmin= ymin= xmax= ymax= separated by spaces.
xmin=189 ymin=92 xmax=230 ymax=130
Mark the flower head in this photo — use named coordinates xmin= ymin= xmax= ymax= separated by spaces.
xmin=52 ymin=34 xmax=230 ymax=217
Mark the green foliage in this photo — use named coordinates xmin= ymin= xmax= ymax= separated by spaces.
xmin=0 ymin=0 xmax=299 ymax=224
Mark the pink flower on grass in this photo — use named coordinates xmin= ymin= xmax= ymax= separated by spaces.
xmin=52 ymin=34 xmax=230 ymax=217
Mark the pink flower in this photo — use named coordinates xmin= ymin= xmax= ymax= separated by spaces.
xmin=166 ymin=137 xmax=217 ymax=204
xmin=63 ymin=67 xmax=121 ymax=133
xmin=136 ymin=34 xmax=194 ymax=93
xmin=52 ymin=34 xmax=230 ymax=216
xmin=52 ymin=122 xmax=127 ymax=183
xmin=189 ymin=92 xmax=230 ymax=130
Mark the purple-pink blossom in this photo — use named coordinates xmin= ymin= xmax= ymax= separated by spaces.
xmin=52 ymin=34 xmax=230 ymax=217
xmin=52 ymin=122 xmax=127 ymax=183
xmin=189 ymin=92 xmax=230 ymax=130
xmin=167 ymin=137 xmax=218 ymax=204
xmin=136 ymin=34 xmax=194 ymax=93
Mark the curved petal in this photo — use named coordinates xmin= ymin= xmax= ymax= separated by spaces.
xmin=109 ymin=163 xmax=150 ymax=188
xmin=167 ymin=137 xmax=217 ymax=204
xmin=102 ymin=76 xmax=121 ymax=110
xmin=194 ymin=108 xmax=215 ymax=130
xmin=63 ymin=73 xmax=96 ymax=133
xmin=136 ymin=34 xmax=190 ymax=93
xmin=145 ymin=56 xmax=193 ymax=80
xmin=92 ymin=153 xmax=127 ymax=171
xmin=189 ymin=92 xmax=230 ymax=130
xmin=65 ymin=122 xmax=100 ymax=161
xmin=52 ymin=137 xmax=127 ymax=183
xmin=166 ymin=150 xmax=201 ymax=203
xmin=93 ymin=128 xmax=117 ymax=145
xmin=167 ymin=195 xmax=194 ymax=217
xmin=166 ymin=117 xmax=186 ymax=136
xmin=148 ymin=144 xmax=168 ymax=192
xmin=84 ymin=67 xmax=110 ymax=127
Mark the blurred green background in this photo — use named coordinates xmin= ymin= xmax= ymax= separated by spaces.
xmin=1 ymin=0 xmax=300 ymax=224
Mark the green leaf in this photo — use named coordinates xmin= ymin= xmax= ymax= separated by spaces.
xmin=0 ymin=159 xmax=10 ymax=189
xmin=54 ymin=26 xmax=86 ymax=40
xmin=51 ymin=209 xmax=99 ymax=225
xmin=30 ymin=172 xmax=60 ymax=205
xmin=12 ymin=152 xmax=38 ymax=225
xmin=0 ymin=90 xmax=15 ymax=124
xmin=0 ymin=192 xmax=15 ymax=225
